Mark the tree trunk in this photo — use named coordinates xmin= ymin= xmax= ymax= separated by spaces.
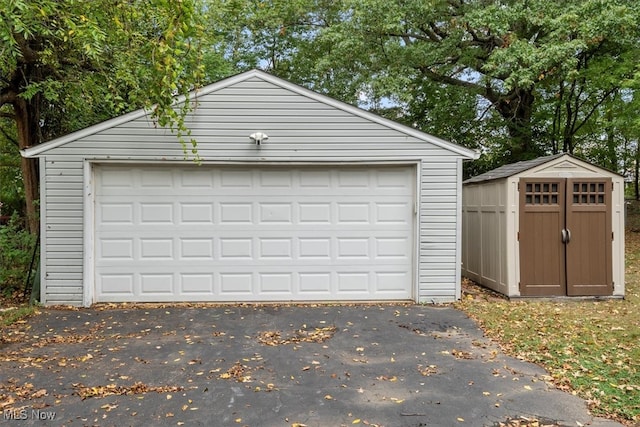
xmin=495 ymin=88 xmax=537 ymax=163
xmin=13 ymin=96 xmax=41 ymax=235
xmin=635 ymin=141 xmax=640 ymax=201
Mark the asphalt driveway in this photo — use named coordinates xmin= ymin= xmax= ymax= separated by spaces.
xmin=0 ymin=304 xmax=624 ymax=427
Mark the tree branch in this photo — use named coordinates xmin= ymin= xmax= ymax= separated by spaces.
xmin=417 ymin=65 xmax=487 ymax=94
xmin=573 ymin=87 xmax=618 ymax=135
xmin=0 ymin=88 xmax=17 ymax=107
xmin=13 ymin=32 xmax=39 ymax=64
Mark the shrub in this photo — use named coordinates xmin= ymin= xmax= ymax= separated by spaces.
xmin=0 ymin=213 xmax=38 ymax=298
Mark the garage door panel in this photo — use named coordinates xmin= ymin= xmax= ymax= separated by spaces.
xmin=95 ymin=165 xmax=415 ymax=302
xmin=141 ymin=274 xmax=174 ymax=294
xmin=99 ymin=274 xmax=134 ymax=296
xmin=376 ymin=272 xmax=411 ymax=292
xmin=259 ymin=238 xmax=293 ymax=259
xmin=99 ymin=203 xmax=135 ymax=224
xmin=98 ymin=236 xmax=411 ymax=264
xmin=180 ymin=203 xmax=215 ymax=223
xmin=180 ymin=238 xmax=214 ymax=259
xmin=180 ymin=274 xmax=214 ymax=294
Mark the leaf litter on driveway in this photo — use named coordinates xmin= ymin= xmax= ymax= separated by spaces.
xmin=0 ymin=304 xmax=626 ymax=427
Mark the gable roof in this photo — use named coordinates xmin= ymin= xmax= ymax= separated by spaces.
xmin=464 ymin=154 xmax=565 ymax=184
xmin=464 ymin=153 xmax=621 ymax=184
xmin=22 ymin=69 xmax=478 ymax=159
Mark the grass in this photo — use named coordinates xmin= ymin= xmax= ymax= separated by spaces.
xmin=0 ymin=304 xmax=39 ymax=327
xmin=456 ymin=230 xmax=640 ymax=425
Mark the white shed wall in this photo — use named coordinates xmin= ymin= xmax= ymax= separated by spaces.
xmin=34 ymin=75 xmax=471 ymax=306
xmin=461 ymin=180 xmax=510 ymax=295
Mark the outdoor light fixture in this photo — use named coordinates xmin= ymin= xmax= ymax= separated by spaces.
xmin=249 ymin=132 xmax=269 ymax=145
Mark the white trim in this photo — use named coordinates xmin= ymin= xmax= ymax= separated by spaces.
xmin=512 ymin=154 xmax=621 ymax=180
xmin=455 ymin=158 xmax=463 ymax=301
xmin=79 ymin=158 xmax=424 ymax=166
xmin=38 ymin=159 xmax=47 ymax=305
xmin=21 ymin=70 xmax=479 ymax=160
xmin=83 ymin=160 xmax=95 ymax=307
xmin=413 ymin=161 xmax=422 ymax=303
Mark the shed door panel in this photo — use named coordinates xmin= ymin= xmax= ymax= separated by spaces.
xmin=519 ymin=179 xmax=566 ymax=296
xmin=566 ymin=178 xmax=612 ymax=296
xmin=94 ymin=165 xmax=415 ymax=302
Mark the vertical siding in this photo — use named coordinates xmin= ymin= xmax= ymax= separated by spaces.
xmin=36 ymin=75 xmax=472 ymax=306
xmin=461 ymin=180 xmax=509 ymax=296
xmin=461 ymin=184 xmax=482 ymax=283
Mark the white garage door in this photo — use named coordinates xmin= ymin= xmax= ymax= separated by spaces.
xmin=94 ymin=165 xmax=415 ymax=302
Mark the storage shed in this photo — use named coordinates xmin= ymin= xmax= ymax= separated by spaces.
xmin=462 ymin=153 xmax=624 ymax=298
xmin=22 ymin=69 xmax=478 ymax=307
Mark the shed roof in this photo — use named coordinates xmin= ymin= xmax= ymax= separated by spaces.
xmin=22 ymin=69 xmax=478 ymax=159
xmin=464 ymin=153 xmax=576 ymax=184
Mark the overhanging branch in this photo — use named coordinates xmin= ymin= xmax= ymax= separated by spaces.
xmin=417 ymin=65 xmax=495 ymax=101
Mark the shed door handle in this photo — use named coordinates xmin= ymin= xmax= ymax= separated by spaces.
xmin=561 ymin=228 xmax=571 ymax=244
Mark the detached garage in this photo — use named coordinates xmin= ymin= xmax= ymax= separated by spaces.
xmin=462 ymin=153 xmax=625 ymax=298
xmin=22 ymin=69 xmax=477 ymax=307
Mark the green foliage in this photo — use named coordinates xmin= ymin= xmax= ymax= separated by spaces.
xmin=0 ymin=0 xmax=211 ymax=158
xmin=0 ymin=123 xmax=23 ymax=216
xmin=0 ymin=0 xmax=222 ymax=224
xmin=0 ymin=213 xmax=37 ymax=297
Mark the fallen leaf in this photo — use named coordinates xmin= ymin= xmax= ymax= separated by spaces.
xmin=353 ymin=419 xmax=361 ymax=424
xmin=31 ymin=389 xmax=48 ymax=398
xmin=100 ymin=403 xmax=118 ymax=411
xmin=80 ymin=353 xmax=94 ymax=362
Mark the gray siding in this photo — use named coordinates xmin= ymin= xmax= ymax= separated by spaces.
xmin=41 ymin=159 xmax=84 ymax=304
xmin=36 ymin=74 xmax=470 ymax=305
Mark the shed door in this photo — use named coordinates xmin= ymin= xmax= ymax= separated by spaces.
xmin=565 ymin=179 xmax=613 ymax=296
xmin=94 ymin=165 xmax=415 ymax=303
xmin=518 ymin=179 xmax=566 ymax=296
xmin=518 ymin=178 xmax=612 ymax=296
